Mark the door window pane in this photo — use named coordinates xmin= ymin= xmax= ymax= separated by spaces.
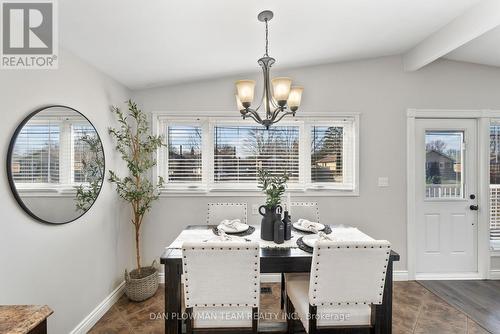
xmin=425 ymin=131 xmax=463 ymax=199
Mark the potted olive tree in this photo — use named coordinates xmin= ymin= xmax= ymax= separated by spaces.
xmin=108 ymin=100 xmax=164 ymax=302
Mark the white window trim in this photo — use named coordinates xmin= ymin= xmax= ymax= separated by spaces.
xmin=152 ymin=111 xmax=360 ymax=197
xmin=307 ymin=119 xmax=357 ymax=191
xmin=156 ymin=118 xmax=207 ymax=192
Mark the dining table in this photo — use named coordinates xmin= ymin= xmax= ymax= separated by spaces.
xmin=160 ymin=224 xmax=400 ymax=334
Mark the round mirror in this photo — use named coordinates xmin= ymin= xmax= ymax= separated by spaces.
xmin=7 ymin=106 xmax=105 ymax=224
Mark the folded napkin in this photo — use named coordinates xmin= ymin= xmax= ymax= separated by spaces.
xmin=297 ymin=218 xmax=321 ymax=231
xmin=318 ymin=231 xmax=333 ymax=241
xmin=217 ymin=230 xmax=233 ymax=241
xmin=218 ymin=219 xmax=242 ymax=232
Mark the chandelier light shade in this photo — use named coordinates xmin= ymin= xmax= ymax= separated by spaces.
xmin=271 ymin=77 xmax=292 ymax=105
xmin=235 ymin=80 xmax=256 ymax=106
xmin=235 ymin=10 xmax=303 ymax=129
xmin=235 ymin=95 xmax=245 ymax=111
xmin=287 ymin=86 xmax=304 ymax=111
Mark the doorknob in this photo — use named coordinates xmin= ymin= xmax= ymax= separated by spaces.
xmin=470 ymin=205 xmax=479 ymax=211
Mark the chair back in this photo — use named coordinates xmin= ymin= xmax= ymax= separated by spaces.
xmin=290 ymin=202 xmax=320 ymax=223
xmin=309 ymin=240 xmax=391 ymax=306
xmin=207 ymin=203 xmax=247 ymax=225
xmin=182 ymin=241 xmax=260 ymax=308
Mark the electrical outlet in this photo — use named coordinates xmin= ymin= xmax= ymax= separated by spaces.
xmin=252 ymin=204 xmax=259 ymax=215
xmin=378 ymin=177 xmax=389 ymax=187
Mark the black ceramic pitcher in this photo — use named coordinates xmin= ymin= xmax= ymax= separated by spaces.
xmin=259 ymin=205 xmax=282 ymax=241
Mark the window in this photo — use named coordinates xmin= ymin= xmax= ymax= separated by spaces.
xmin=214 ymin=125 xmax=299 ymax=184
xmin=425 ymin=131 xmax=463 ymax=199
xmin=157 ymin=115 xmax=358 ymax=194
xmin=166 ymin=125 xmax=202 ymax=183
xmin=310 ymin=121 xmax=355 ymax=188
xmin=490 ymin=123 xmax=500 ymax=244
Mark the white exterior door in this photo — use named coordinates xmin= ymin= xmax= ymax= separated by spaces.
xmin=415 ymin=119 xmax=478 ymax=275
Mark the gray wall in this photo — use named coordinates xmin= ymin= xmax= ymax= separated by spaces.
xmin=0 ymin=49 xmax=134 ymax=334
xmin=134 ymin=56 xmax=500 ymax=273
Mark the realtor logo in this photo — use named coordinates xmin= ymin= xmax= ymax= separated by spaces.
xmin=1 ymin=0 xmax=58 ymax=69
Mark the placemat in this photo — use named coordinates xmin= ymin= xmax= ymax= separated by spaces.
xmin=212 ymin=225 xmax=256 ymax=237
xmin=296 ymin=237 xmax=313 ymax=253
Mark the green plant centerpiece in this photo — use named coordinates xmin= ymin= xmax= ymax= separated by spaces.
xmin=257 ymin=168 xmax=289 ymax=241
xmin=108 ymin=100 xmax=164 ymax=301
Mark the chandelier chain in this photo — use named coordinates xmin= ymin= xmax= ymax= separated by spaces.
xmin=265 ymin=19 xmax=269 ymax=57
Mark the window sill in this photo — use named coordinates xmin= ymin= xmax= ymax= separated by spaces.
xmin=159 ymin=188 xmax=359 ymax=197
xmin=16 ymin=188 xmax=78 ymax=197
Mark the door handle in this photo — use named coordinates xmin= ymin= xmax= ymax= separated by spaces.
xmin=470 ymin=205 xmax=479 ymax=211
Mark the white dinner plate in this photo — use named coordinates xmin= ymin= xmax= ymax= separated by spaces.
xmin=302 ymin=234 xmax=320 ymax=247
xmin=217 ymin=222 xmax=250 ymax=233
xmin=293 ymin=222 xmax=325 ymax=232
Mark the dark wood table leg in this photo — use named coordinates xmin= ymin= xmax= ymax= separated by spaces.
xmin=374 ymin=258 xmax=394 ymax=334
xmin=165 ymin=260 xmax=182 ymax=334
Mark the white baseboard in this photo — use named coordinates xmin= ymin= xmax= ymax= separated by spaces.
xmin=415 ymin=272 xmax=483 ymax=280
xmin=69 ymin=281 xmax=125 ymax=334
xmin=490 ymin=270 xmax=500 ymax=279
xmin=393 ymin=270 xmax=409 ymax=281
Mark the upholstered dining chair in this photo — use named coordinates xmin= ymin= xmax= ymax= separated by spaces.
xmin=285 ymin=240 xmax=392 ymax=334
xmin=289 ymin=202 xmax=320 ymax=223
xmin=206 ymin=203 xmax=248 ymax=225
xmin=182 ymin=241 xmax=260 ymax=333
xmin=279 ymin=202 xmax=321 ymax=309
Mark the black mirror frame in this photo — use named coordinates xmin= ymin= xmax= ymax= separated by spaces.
xmin=7 ymin=105 xmax=106 ymax=225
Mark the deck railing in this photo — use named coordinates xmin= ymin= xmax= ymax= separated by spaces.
xmin=425 ymin=184 xmax=462 ymax=198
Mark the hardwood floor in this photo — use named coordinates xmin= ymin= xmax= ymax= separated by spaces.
xmin=90 ymin=281 xmax=490 ymax=333
xmin=418 ymin=280 xmax=500 ymax=334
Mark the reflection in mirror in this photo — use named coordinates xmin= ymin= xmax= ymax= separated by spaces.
xmin=8 ymin=106 xmax=105 ymax=224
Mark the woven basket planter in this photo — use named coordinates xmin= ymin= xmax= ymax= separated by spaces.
xmin=124 ymin=260 xmax=159 ymax=302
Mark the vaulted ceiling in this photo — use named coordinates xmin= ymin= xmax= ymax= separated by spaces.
xmin=60 ymin=0 xmax=496 ymax=89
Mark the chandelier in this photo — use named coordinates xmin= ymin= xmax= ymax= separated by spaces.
xmin=235 ymin=10 xmax=304 ymax=129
